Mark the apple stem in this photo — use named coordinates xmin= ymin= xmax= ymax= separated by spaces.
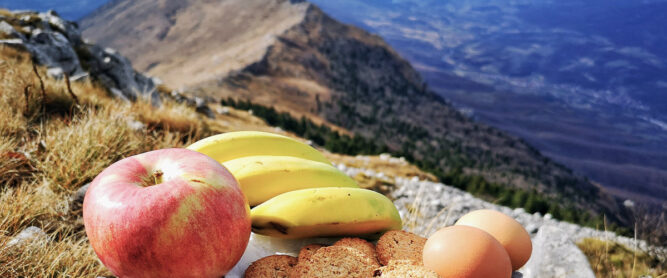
xmin=153 ymin=170 xmax=164 ymax=185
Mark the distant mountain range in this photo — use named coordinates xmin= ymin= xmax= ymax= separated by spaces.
xmin=310 ymin=0 xmax=667 ymax=205
xmin=0 ymin=0 xmax=107 ymax=20
xmin=77 ymin=0 xmax=628 ymax=227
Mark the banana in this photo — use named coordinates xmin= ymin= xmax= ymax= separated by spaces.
xmin=186 ymin=131 xmax=331 ymax=165
xmin=224 ymin=156 xmax=359 ymax=206
xmin=251 ymin=187 xmax=402 ymax=239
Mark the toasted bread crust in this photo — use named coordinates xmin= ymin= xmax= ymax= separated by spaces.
xmin=373 ymin=262 xmax=440 ymax=277
xmin=297 ymin=244 xmax=325 ymax=262
xmin=290 ymin=246 xmax=377 ymax=278
xmin=376 ymin=230 xmax=427 ymax=266
xmin=334 ymin=237 xmax=380 ymax=266
xmin=244 ymin=255 xmax=297 ymax=278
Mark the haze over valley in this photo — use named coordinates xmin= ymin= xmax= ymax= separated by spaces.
xmin=311 ymin=0 xmax=667 ymax=205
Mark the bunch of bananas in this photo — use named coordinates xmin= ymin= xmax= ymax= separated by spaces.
xmin=187 ymin=131 xmax=402 ymax=238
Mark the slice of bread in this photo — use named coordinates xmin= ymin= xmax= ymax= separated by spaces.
xmin=372 ymin=262 xmax=440 ymax=277
xmin=297 ymin=244 xmax=325 ymax=262
xmin=376 ymin=230 xmax=427 ymax=266
xmin=243 ymin=255 xmax=297 ymax=278
xmin=333 ymin=237 xmax=380 ymax=266
xmin=290 ymin=246 xmax=377 ymax=278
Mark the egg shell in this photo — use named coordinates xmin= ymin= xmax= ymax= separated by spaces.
xmin=423 ymin=225 xmax=512 ymax=278
xmin=455 ymin=209 xmax=532 ymax=270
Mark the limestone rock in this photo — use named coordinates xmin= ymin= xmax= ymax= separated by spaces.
xmin=69 ymin=182 xmax=91 ymax=212
xmin=6 ymin=226 xmax=48 ymax=249
xmin=126 ymin=118 xmax=146 ymax=131
xmin=85 ymin=44 xmax=160 ymax=105
xmin=47 ymin=67 xmax=64 ymax=79
xmin=25 ymin=29 xmax=84 ymax=76
xmin=38 ymin=10 xmax=81 ymax=43
xmin=216 ymin=106 xmax=230 ymax=115
xmin=0 ymin=20 xmax=20 ymax=38
xmin=194 ymin=97 xmax=215 ymax=118
xmin=0 ymin=10 xmax=160 ymax=107
xmin=521 ymin=225 xmax=595 ymax=278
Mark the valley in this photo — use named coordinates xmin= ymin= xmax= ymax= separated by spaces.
xmin=310 ymin=0 xmax=667 ymax=205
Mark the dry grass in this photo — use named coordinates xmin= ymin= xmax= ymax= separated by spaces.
xmin=577 ymin=238 xmax=665 ymax=278
xmin=0 ymin=138 xmax=34 ymax=187
xmin=630 ymin=204 xmax=667 ymax=248
xmin=324 ymin=153 xmax=437 ymax=182
xmin=131 ymin=99 xmax=208 ymax=136
xmin=352 ymin=172 xmax=397 ymax=196
xmin=0 ymin=46 xmax=275 ymax=277
xmin=39 ymin=107 xmax=150 ymax=192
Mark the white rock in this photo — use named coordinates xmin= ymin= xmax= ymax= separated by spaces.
xmin=152 ymin=77 xmax=163 ymax=85
xmin=216 ymin=107 xmax=230 ymax=115
xmin=47 ymin=67 xmax=64 ymax=79
xmin=520 ymin=225 xmax=595 ymax=278
xmin=126 ymin=119 xmax=146 ymax=131
xmin=6 ymin=226 xmax=48 ymax=249
xmin=0 ymin=21 xmax=16 ymax=36
xmin=623 ymin=199 xmax=635 ymax=208
xmin=336 ymin=164 xmax=347 ymax=172
xmin=0 ymin=38 xmax=24 ymax=45
xmin=70 ymin=72 xmax=89 ymax=81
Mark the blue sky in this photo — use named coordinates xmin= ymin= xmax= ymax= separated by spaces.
xmin=0 ymin=0 xmax=109 ymax=21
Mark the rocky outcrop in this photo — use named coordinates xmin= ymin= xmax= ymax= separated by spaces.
xmin=522 ymin=225 xmax=595 ymax=278
xmin=4 ymin=226 xmax=48 ymax=249
xmin=80 ymin=0 xmax=310 ymax=87
xmin=0 ymin=10 xmax=159 ymax=106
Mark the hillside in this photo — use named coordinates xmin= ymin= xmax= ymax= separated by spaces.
xmin=80 ymin=0 xmax=629 ymax=228
xmin=310 ymin=0 xmax=667 ymax=205
xmin=81 ymin=0 xmax=309 ymax=88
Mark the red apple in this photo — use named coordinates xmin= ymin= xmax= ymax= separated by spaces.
xmin=83 ymin=148 xmax=251 ymax=278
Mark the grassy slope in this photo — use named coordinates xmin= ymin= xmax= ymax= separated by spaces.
xmin=577 ymin=238 xmax=665 ymax=277
xmin=0 ymin=46 xmax=283 ymax=277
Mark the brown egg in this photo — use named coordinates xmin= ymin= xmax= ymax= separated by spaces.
xmin=423 ymin=225 xmax=512 ymax=278
xmin=455 ymin=209 xmax=532 ymax=270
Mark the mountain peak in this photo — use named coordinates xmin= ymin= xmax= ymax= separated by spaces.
xmin=81 ymin=0 xmax=312 ymax=87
